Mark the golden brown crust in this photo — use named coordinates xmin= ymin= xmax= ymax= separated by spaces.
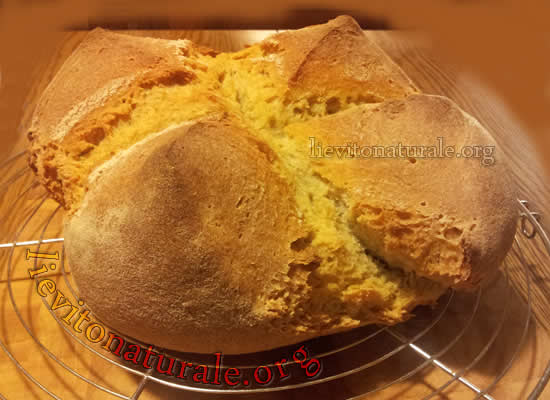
xmin=66 ymin=121 xmax=320 ymax=354
xmin=287 ymin=94 xmax=517 ymax=289
xmin=263 ymin=15 xmax=419 ymax=100
xmin=27 ymin=28 xmax=213 ymax=208
xmin=28 ymin=28 xmax=206 ymax=144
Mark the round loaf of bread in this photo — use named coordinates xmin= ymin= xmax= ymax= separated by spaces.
xmin=28 ymin=16 xmax=517 ymax=354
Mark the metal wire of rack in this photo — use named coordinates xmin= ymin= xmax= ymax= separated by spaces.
xmin=0 ymin=151 xmax=549 ymax=400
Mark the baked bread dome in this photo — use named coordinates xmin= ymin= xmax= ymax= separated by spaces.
xmin=28 ymin=16 xmax=517 ymax=354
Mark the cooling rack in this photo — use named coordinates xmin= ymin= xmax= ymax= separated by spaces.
xmin=0 ymin=150 xmax=549 ymax=400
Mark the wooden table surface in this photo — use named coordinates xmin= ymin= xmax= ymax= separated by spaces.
xmin=1 ymin=30 xmax=550 ymax=400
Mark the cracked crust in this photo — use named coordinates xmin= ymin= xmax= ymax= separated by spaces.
xmin=28 ymin=28 xmax=209 ymax=144
xmin=29 ymin=16 xmax=517 ymax=354
xmin=65 ymin=121 xmax=324 ymax=354
xmin=285 ymin=94 xmax=517 ymax=289
xmin=27 ymin=28 xmax=214 ymax=208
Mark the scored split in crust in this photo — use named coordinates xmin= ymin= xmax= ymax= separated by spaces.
xmin=28 ymin=15 xmax=517 ymax=354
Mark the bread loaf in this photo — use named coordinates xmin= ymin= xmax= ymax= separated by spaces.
xmin=28 ymin=16 xmax=517 ymax=354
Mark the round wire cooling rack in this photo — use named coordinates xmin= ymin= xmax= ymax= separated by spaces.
xmin=0 ymin=150 xmax=549 ymax=400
